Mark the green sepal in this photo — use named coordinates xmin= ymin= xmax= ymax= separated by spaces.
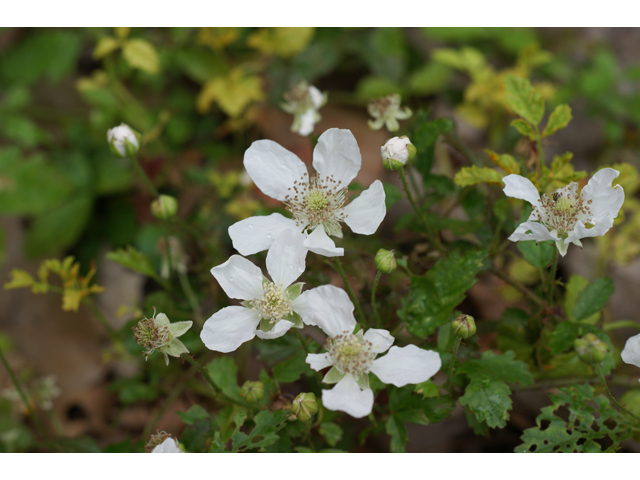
xmin=323 ymin=367 xmax=345 ymax=384
xmin=109 ymin=141 xmax=125 ymax=158
xmin=162 ymin=338 xmax=189 ymax=358
xmin=324 ymin=222 xmax=343 ymax=238
xmin=123 ymin=137 xmax=139 ymax=157
xmin=259 ymin=318 xmax=276 ymax=333
xmin=169 ymin=320 xmax=193 ymax=338
xmin=355 ymin=373 xmax=370 ymax=390
xmin=241 ymin=300 xmax=253 ymax=309
xmin=283 ymin=311 xmax=303 ymax=328
xmin=286 ymin=282 xmax=304 ymax=300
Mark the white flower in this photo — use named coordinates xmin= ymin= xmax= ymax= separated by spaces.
xmin=201 ymin=230 xmax=315 ymax=353
xmin=302 ymin=285 xmax=441 ymax=418
xmin=151 ymin=438 xmax=184 ymax=453
xmin=228 ymin=128 xmax=386 ymax=257
xmin=621 ymin=333 xmax=640 ymax=381
xmin=503 ymin=168 xmax=625 ymax=256
xmin=132 ymin=311 xmax=192 ymax=366
xmin=107 ymin=123 xmax=140 ymax=157
xmin=368 ymin=94 xmax=412 ymax=132
xmin=282 ymin=81 xmax=327 ymax=136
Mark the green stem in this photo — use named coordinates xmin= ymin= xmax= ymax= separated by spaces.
xmin=178 ymin=271 xmax=203 ymax=325
xmin=293 ymin=328 xmax=310 ymax=355
xmin=447 ymin=337 xmax=463 ymax=386
xmin=603 ymin=320 xmax=640 ymax=332
xmin=371 ymin=271 xmax=383 ymax=328
xmin=489 ymin=266 xmax=546 ymax=309
xmin=0 ymin=345 xmax=48 ymax=439
xmin=332 ymin=258 xmax=366 ymax=325
xmin=536 ymin=129 xmax=545 ymax=178
xmin=130 ymin=155 xmax=159 ymax=197
xmin=399 ymin=167 xmax=443 ymax=251
xmin=547 ymin=249 xmax=559 ymax=306
xmin=83 ymin=298 xmax=121 ymax=345
xmin=595 ymin=364 xmax=640 ymax=423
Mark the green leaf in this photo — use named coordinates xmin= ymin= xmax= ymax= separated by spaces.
xmin=411 ymin=112 xmax=453 ymax=178
xmin=273 ymin=351 xmax=308 ymax=384
xmin=563 ymin=275 xmax=589 ymax=322
xmin=496 ymin=308 xmax=535 ymax=363
xmin=177 ymin=405 xmax=211 ymax=426
xmin=122 ymin=38 xmax=160 ymax=74
xmin=93 ymin=37 xmax=120 ymax=59
xmin=573 ymin=277 xmax=614 ymax=322
xmin=106 ymin=246 xmax=160 ymax=281
xmin=504 ymin=75 xmax=545 ymax=127
xmin=400 ymin=249 xmax=487 ymax=338
xmin=516 ymin=240 xmax=555 ymax=268
xmin=385 ymin=415 xmax=407 ymax=453
xmin=459 ymin=378 xmax=512 ymax=429
xmin=485 ymin=150 xmax=521 ymax=175
xmin=319 ymin=422 xmax=343 ymax=447
xmin=516 ymin=384 xmax=632 ymax=452
xmin=542 ymin=104 xmax=572 ymax=137
xmin=383 ymin=183 xmax=402 ymax=209
xmin=453 ymin=166 xmax=504 ymax=187
xmin=231 ymin=410 xmax=289 ymax=452
xmin=207 ymin=357 xmax=241 ymax=398
xmin=510 ymin=119 xmax=539 ymax=140
xmin=457 ymin=351 xmax=534 ymax=386
xmin=548 ymin=322 xmax=581 ymax=354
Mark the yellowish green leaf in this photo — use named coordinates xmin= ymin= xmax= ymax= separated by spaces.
xmin=247 ymin=27 xmax=314 ymax=57
xmin=122 ymin=39 xmax=159 ymax=74
xmin=197 ymin=68 xmax=264 ymax=117
xmin=510 ymin=119 xmax=538 ymax=140
xmin=432 ymin=47 xmax=490 ymax=80
xmin=198 ymin=27 xmax=240 ymax=50
xmin=454 ymin=166 xmax=504 ymax=187
xmin=4 ymin=269 xmax=36 ymax=289
xmin=485 ymin=150 xmax=520 ymax=175
xmin=114 ymin=27 xmax=130 ymax=40
xmin=504 ymin=75 xmax=544 ymax=127
xmin=93 ymin=37 xmax=120 ymax=59
xmin=543 ymin=104 xmax=572 ymax=137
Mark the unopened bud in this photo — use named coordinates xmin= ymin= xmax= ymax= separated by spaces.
xmin=375 ymin=249 xmax=397 ymax=273
xmin=574 ymin=333 xmax=608 ymax=365
xmin=151 ymin=195 xmax=178 ymax=220
xmin=107 ymin=123 xmax=141 ymax=157
xmin=240 ymin=381 xmax=265 ymax=403
xmin=452 ymin=314 xmax=476 ymax=339
xmin=381 ymin=136 xmax=416 ymax=171
xmin=290 ymin=392 xmax=318 ymax=422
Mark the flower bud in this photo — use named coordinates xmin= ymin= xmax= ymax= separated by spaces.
xmin=374 ymin=248 xmax=397 ymax=273
xmin=290 ymin=392 xmax=318 ymax=422
xmin=151 ymin=195 xmax=178 ymax=220
xmin=451 ymin=314 xmax=476 ymax=339
xmin=381 ymin=136 xmax=416 ymax=171
xmin=107 ymin=123 xmax=141 ymax=157
xmin=574 ymin=333 xmax=608 ymax=365
xmin=240 ymin=381 xmax=265 ymax=403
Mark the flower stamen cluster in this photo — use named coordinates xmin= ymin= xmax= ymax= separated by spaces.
xmin=326 ymin=331 xmax=376 ymax=375
xmin=284 ymin=173 xmax=347 ymax=236
xmin=133 ymin=317 xmax=171 ymax=358
xmin=533 ymin=186 xmax=593 ymax=238
xmin=368 ymin=94 xmax=412 ymax=132
xmin=250 ymin=282 xmax=292 ymax=324
xmin=145 ymin=431 xmax=172 ymax=453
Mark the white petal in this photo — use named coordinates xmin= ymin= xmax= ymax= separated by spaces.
xmin=297 ymin=109 xmax=316 ymax=136
xmin=266 ymin=230 xmax=307 ymax=288
xmin=322 ymin=374 xmax=373 ymax=418
xmin=151 ymin=438 xmax=183 ymax=453
xmin=294 ymin=285 xmax=356 ymax=337
xmin=306 ymin=353 xmax=332 ymax=371
xmin=244 ymin=140 xmax=308 ymax=201
xmin=580 ymin=168 xmax=625 ymax=222
xmin=343 ymin=180 xmax=386 ymax=235
xmin=363 ymin=329 xmax=395 ymax=354
xmin=229 ymin=213 xmax=299 ymax=256
xmin=508 ymin=221 xmax=560 ymax=243
xmin=312 ymin=129 xmax=361 ymax=187
xmin=255 ymin=320 xmax=294 ymax=340
xmin=303 ymin=226 xmax=344 ymax=257
xmin=308 ymin=85 xmax=324 ymax=108
xmin=370 ymin=345 xmax=441 ymax=388
xmin=565 ymin=216 xmax=614 ymax=245
xmin=503 ymin=174 xmax=541 ymax=206
xmin=621 ymin=333 xmax=640 ymax=369
xmin=211 ymin=255 xmax=264 ymax=301
xmin=200 ymin=306 xmax=260 ymax=353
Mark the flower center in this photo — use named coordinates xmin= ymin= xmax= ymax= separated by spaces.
xmin=251 ymin=282 xmax=292 ymax=324
xmin=533 ymin=186 xmax=593 ymax=237
xmin=326 ymin=332 xmax=376 ymax=375
xmin=133 ymin=318 xmax=170 ymax=356
xmin=284 ymin=173 xmax=347 ymax=235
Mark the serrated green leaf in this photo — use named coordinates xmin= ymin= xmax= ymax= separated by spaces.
xmin=106 ymin=246 xmax=159 ymax=281
xmin=457 ymin=351 xmax=534 ymax=386
xmin=573 ymin=277 xmax=614 ymax=322
xmin=542 ymin=104 xmax=572 ymax=137
xmin=177 ymin=405 xmax=211 ymax=426
xmin=504 ymin=75 xmax=545 ymax=127
xmin=385 ymin=416 xmax=407 ymax=453
xmin=510 ymin=119 xmax=539 ymax=140
xmin=516 ymin=240 xmax=555 ymax=268
xmin=548 ymin=322 xmax=581 ymax=354
xmin=122 ymin=38 xmax=159 ymax=74
xmin=454 ymin=166 xmax=504 ymax=187
xmin=232 ymin=410 xmax=288 ymax=452
xmin=319 ymin=422 xmax=343 ymax=447
xmin=400 ymin=249 xmax=487 ymax=338
xmin=459 ymin=378 xmax=512 ymax=429
xmin=516 ymin=384 xmax=632 ymax=452
xmin=273 ymin=351 xmax=308 ymax=384
xmin=485 ymin=150 xmax=521 ymax=174
xmin=563 ymin=275 xmax=589 ymax=322
xmin=207 ymin=357 xmax=241 ymax=398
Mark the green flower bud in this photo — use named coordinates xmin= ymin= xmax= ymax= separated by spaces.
xmin=151 ymin=195 xmax=179 ymax=220
xmin=240 ymin=381 xmax=265 ymax=403
xmin=381 ymin=136 xmax=416 ymax=171
xmin=375 ymin=248 xmax=397 ymax=273
xmin=290 ymin=392 xmax=318 ymax=422
xmin=107 ymin=123 xmax=141 ymax=158
xmin=451 ymin=314 xmax=476 ymax=339
xmin=574 ymin=333 xmax=608 ymax=365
